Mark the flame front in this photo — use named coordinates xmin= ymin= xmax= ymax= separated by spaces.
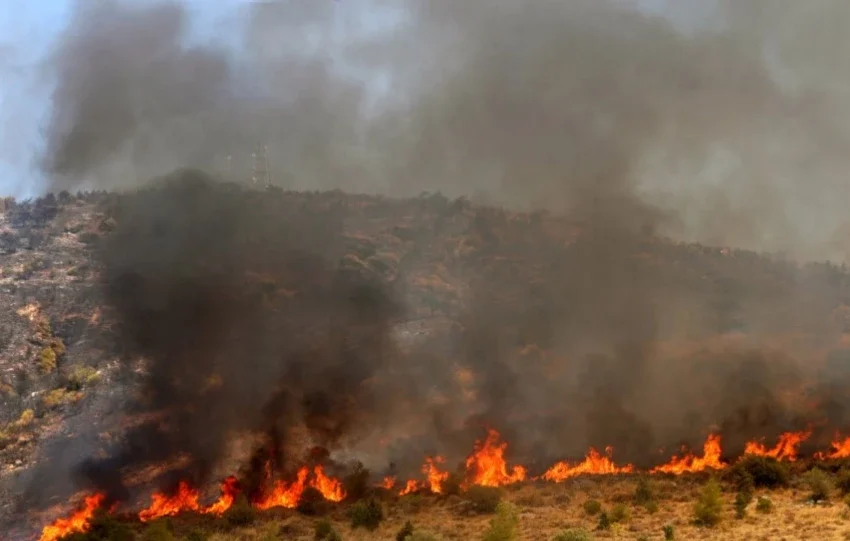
xmin=744 ymin=431 xmax=810 ymax=462
xmin=255 ymin=467 xmax=309 ymax=510
xmin=138 ymin=481 xmax=201 ymax=522
xmin=816 ymin=436 xmax=850 ymax=459
xmin=399 ymin=456 xmax=450 ymax=495
xmin=542 ymin=446 xmax=634 ymax=482
xmin=651 ymin=434 xmax=725 ymax=474
xmin=39 ymin=493 xmax=106 ymax=541
xmin=203 ymin=476 xmax=240 ymax=515
xmin=380 ymin=476 xmax=397 ymax=490
xmin=312 ymin=465 xmax=345 ymax=502
xmin=465 ymin=429 xmax=527 ymax=487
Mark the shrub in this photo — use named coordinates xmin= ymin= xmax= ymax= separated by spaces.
xmin=396 ymin=520 xmax=415 ymax=541
xmin=595 ymin=512 xmax=611 ymax=531
xmin=553 ymin=529 xmax=593 ymax=541
xmin=804 ymin=468 xmax=832 ymax=503
xmin=349 ymin=498 xmax=383 ymax=531
xmin=298 ymin=486 xmax=329 ymax=516
xmin=693 ymin=478 xmax=723 ymax=527
xmin=482 ymin=501 xmax=519 ymax=541
xmin=464 ymin=485 xmax=502 ymax=514
xmin=61 ymin=509 xmax=134 ymax=541
xmin=609 ymin=503 xmax=630 ymax=524
xmin=725 ymin=456 xmax=788 ymax=489
xmin=315 ymin=519 xmax=333 ymax=540
xmin=343 ymin=463 xmax=371 ymax=501
xmin=185 ymin=529 xmax=209 ymax=541
xmin=582 ymin=499 xmax=602 ymax=516
xmin=643 ymin=500 xmax=659 ymax=514
xmin=634 ymin=477 xmax=654 ymax=505
xmin=837 ymin=467 xmax=850 ymax=495
xmin=662 ymin=524 xmax=675 ymax=540
xmin=15 ymin=409 xmax=34 ymax=427
xmin=755 ymin=496 xmax=773 ymax=514
xmin=141 ymin=521 xmax=174 ymax=541
xmin=67 ymin=365 xmax=100 ymax=391
xmin=39 ymin=346 xmax=57 ymax=373
xmin=733 ymin=490 xmax=750 ymax=519
xmin=225 ymin=494 xmax=256 ymax=526
xmin=441 ymin=472 xmax=462 ymax=496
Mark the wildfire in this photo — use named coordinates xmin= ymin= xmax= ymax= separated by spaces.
xmin=312 ymin=465 xmax=345 ymax=502
xmin=139 ymin=481 xmax=201 ymax=522
xmin=380 ymin=476 xmax=397 ymax=490
xmin=399 ymin=456 xmax=450 ymax=495
xmin=542 ymin=446 xmax=634 ymax=482
xmin=465 ymin=429 xmax=527 ymax=487
xmin=254 ymin=465 xmax=345 ymax=510
xmin=203 ymin=476 xmax=240 ymax=516
xmin=816 ymin=436 xmax=850 ymax=460
xmin=744 ymin=431 xmax=811 ymax=462
xmin=651 ymin=434 xmax=725 ymax=474
xmin=39 ymin=493 xmax=106 ymax=541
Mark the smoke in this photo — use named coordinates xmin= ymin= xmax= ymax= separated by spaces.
xmin=18 ymin=0 xmax=850 ymax=516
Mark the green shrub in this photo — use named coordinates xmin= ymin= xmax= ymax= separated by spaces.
xmin=634 ymin=477 xmax=654 ymax=505
xmin=185 ymin=529 xmax=209 ymax=541
xmin=315 ymin=519 xmax=333 ymax=540
xmin=725 ymin=456 xmax=788 ymax=489
xmin=804 ymin=468 xmax=832 ymax=503
xmin=396 ymin=520 xmax=415 ymax=541
xmin=643 ymin=500 xmax=659 ymax=514
xmin=595 ymin=512 xmax=611 ymax=531
xmin=482 ymin=501 xmax=519 ymax=541
xmin=224 ymin=494 xmax=256 ymax=526
xmin=693 ymin=478 xmax=723 ymax=527
xmin=298 ymin=486 xmax=329 ymax=516
xmin=663 ymin=524 xmax=675 ymax=540
xmin=464 ymin=485 xmax=502 ymax=514
xmin=553 ymin=529 xmax=593 ymax=541
xmin=837 ymin=467 xmax=850 ymax=495
xmin=582 ymin=499 xmax=602 ymax=516
xmin=349 ymin=498 xmax=383 ymax=531
xmin=733 ymin=490 xmax=750 ymax=519
xmin=39 ymin=346 xmax=57 ymax=373
xmin=609 ymin=503 xmax=630 ymax=524
xmin=755 ymin=496 xmax=773 ymax=514
xmin=60 ymin=509 xmax=134 ymax=541
xmin=141 ymin=521 xmax=174 ymax=541
xmin=343 ymin=463 xmax=371 ymax=501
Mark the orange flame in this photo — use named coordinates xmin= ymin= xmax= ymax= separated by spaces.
xmin=399 ymin=479 xmax=421 ymax=496
xmin=203 ymin=476 xmax=240 ymax=515
xmin=311 ymin=465 xmax=345 ymax=502
xmin=399 ymin=456 xmax=450 ymax=495
xmin=255 ymin=466 xmax=309 ymax=510
xmin=39 ymin=493 xmax=106 ymax=541
xmin=380 ymin=476 xmax=396 ymax=490
xmin=744 ymin=431 xmax=810 ymax=462
xmin=465 ymin=429 xmax=527 ymax=487
xmin=138 ymin=481 xmax=201 ymax=522
xmin=651 ymin=434 xmax=725 ymax=474
xmin=815 ymin=436 xmax=850 ymax=460
xmin=542 ymin=446 xmax=634 ymax=482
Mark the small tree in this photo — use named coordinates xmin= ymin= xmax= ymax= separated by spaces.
xmin=693 ymin=478 xmax=723 ymax=527
xmin=482 ymin=501 xmax=519 ymax=541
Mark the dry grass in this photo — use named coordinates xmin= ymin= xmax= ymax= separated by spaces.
xmin=155 ymin=476 xmax=850 ymax=541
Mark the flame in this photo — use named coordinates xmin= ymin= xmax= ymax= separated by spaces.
xmin=311 ymin=465 xmax=345 ymax=502
xmin=815 ymin=436 xmax=850 ymax=460
xmin=255 ymin=467 xmax=309 ymax=510
xmin=542 ymin=446 xmax=634 ymax=482
xmin=399 ymin=479 xmax=421 ymax=496
xmin=744 ymin=431 xmax=810 ymax=462
xmin=380 ymin=476 xmax=396 ymax=490
xmin=39 ymin=493 xmax=106 ymax=541
xmin=465 ymin=429 xmax=527 ymax=487
xmin=203 ymin=476 xmax=240 ymax=515
xmin=138 ymin=481 xmax=201 ymax=522
xmin=651 ymin=434 xmax=725 ymax=474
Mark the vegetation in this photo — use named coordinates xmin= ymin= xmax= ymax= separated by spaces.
xmin=224 ymin=495 xmax=256 ymax=526
xmin=349 ymin=498 xmax=383 ymax=531
xmin=395 ymin=520 xmax=415 ymax=541
xmin=582 ymin=499 xmax=602 ymax=516
xmin=663 ymin=524 xmax=675 ymax=540
xmin=482 ymin=501 xmax=519 ymax=541
xmin=141 ymin=521 xmax=175 ymax=541
xmin=464 ymin=485 xmax=502 ymax=514
xmin=803 ymin=468 xmax=832 ymax=503
xmin=725 ymin=456 xmax=789 ymax=489
xmin=633 ymin=477 xmax=655 ymax=507
xmin=553 ymin=529 xmax=593 ymax=541
xmin=755 ymin=496 xmax=773 ymax=514
xmin=693 ymin=478 xmax=723 ymax=527
xmin=314 ymin=519 xmax=340 ymax=541
xmin=342 ymin=463 xmax=371 ymax=501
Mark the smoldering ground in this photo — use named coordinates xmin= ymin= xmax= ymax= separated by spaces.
xmin=15 ymin=0 xmax=850 ymax=515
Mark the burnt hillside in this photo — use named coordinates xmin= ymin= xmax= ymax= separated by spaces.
xmin=3 ymin=172 xmax=850 ymax=534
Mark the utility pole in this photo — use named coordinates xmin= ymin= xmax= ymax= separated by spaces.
xmin=251 ymin=142 xmax=271 ymax=188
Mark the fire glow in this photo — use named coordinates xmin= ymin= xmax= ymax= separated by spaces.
xmin=38 ymin=429 xmax=850 ymax=538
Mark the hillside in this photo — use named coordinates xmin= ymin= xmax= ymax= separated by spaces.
xmin=3 ymin=174 xmax=850 ymax=540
